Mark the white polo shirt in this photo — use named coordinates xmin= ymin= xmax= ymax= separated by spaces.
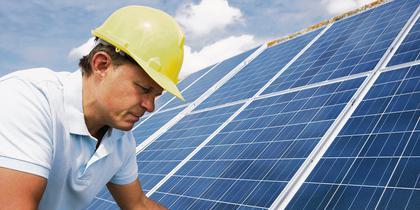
xmin=0 ymin=68 xmax=138 ymax=209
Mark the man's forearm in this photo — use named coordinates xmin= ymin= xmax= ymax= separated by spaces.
xmin=143 ymin=197 xmax=167 ymax=210
xmin=127 ymin=196 xmax=167 ymax=210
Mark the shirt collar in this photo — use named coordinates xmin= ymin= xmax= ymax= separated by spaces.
xmin=63 ymin=70 xmax=89 ymax=136
xmin=63 ymin=70 xmax=125 ymax=141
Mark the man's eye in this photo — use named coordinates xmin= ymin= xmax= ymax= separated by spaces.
xmin=138 ymin=85 xmax=151 ymax=93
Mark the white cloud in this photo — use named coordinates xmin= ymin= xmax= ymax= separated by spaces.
xmin=180 ymin=35 xmax=257 ymax=79
xmin=175 ymin=0 xmax=242 ymax=36
xmin=322 ymin=0 xmax=376 ymax=15
xmin=68 ymin=37 xmax=96 ymax=60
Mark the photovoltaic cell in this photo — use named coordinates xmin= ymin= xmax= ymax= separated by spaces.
xmin=154 ymin=92 xmax=174 ymax=111
xmin=388 ymin=18 xmax=420 ymax=66
xmin=132 ymin=107 xmax=184 ymax=145
xmin=287 ymin=64 xmax=420 ymax=209
xmin=155 ymin=64 xmax=214 ymax=109
xmin=263 ymin=0 xmax=418 ymax=95
xmin=149 ymin=77 xmax=366 ymax=209
xmin=136 ymin=104 xmax=242 ymax=193
xmin=162 ymin=48 xmax=258 ymax=110
xmin=194 ymin=28 xmax=323 ymax=110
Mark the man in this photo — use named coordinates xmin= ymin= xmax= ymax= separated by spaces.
xmin=0 ymin=5 xmax=185 ymax=210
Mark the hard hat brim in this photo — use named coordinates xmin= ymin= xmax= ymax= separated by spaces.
xmin=136 ymin=58 xmax=185 ymax=101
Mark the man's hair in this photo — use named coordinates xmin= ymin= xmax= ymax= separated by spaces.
xmin=79 ymin=42 xmax=137 ymax=76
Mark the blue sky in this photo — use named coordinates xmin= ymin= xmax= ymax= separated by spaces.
xmin=0 ymin=0 xmax=374 ymax=78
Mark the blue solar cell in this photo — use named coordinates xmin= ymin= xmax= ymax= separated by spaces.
xmin=378 ymin=188 xmax=420 ymax=209
xmin=169 ymin=196 xmax=197 ymax=209
xmin=238 ymin=206 xmax=267 ymax=210
xmin=186 ymin=199 xmax=216 ymax=209
xmin=131 ymin=107 xmax=184 ymax=145
xmin=155 ymin=65 xmax=214 ymax=109
xmin=163 ymin=48 xmax=258 ymax=110
xmin=195 ymin=28 xmax=323 ymax=110
xmin=179 ymin=66 xmax=214 ymax=91
xmin=288 ymin=64 xmax=420 ymax=210
xmin=153 ymin=92 xmax=173 ymax=111
xmin=388 ymin=18 xmax=420 ymax=66
xmin=264 ymin=0 xmax=418 ymax=95
xmin=151 ymin=76 xmax=365 ymax=209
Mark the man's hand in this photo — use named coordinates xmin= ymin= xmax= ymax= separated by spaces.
xmin=107 ymin=179 xmax=167 ymax=210
xmin=0 ymin=167 xmax=47 ymax=210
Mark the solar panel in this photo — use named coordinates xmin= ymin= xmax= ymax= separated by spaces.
xmin=388 ymin=18 xmax=420 ymax=66
xmin=132 ymin=107 xmax=185 ymax=145
xmin=263 ymin=0 xmax=418 ymax=95
xmin=287 ymin=64 xmax=420 ymax=209
xmin=195 ymin=28 xmax=323 ymax=110
xmin=149 ymin=76 xmax=366 ymax=209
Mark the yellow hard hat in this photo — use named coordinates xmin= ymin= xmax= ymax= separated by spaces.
xmin=92 ymin=6 xmax=185 ymax=100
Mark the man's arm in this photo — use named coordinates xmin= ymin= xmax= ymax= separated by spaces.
xmin=107 ymin=179 xmax=167 ymax=210
xmin=0 ymin=167 xmax=47 ymax=210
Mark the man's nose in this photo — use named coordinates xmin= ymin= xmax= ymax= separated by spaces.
xmin=141 ymin=94 xmax=156 ymax=113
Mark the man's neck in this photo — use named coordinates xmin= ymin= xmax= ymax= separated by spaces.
xmin=94 ymin=126 xmax=109 ymax=149
xmin=82 ymin=75 xmax=106 ymax=140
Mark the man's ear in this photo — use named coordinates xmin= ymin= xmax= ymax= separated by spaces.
xmin=91 ymin=51 xmax=112 ymax=78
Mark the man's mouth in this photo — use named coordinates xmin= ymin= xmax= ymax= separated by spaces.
xmin=128 ymin=112 xmax=141 ymax=121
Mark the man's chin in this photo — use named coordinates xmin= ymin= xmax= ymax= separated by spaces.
xmin=113 ymin=123 xmax=135 ymax=131
xmin=119 ymin=126 xmax=133 ymax=131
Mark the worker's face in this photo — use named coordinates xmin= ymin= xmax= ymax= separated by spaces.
xmin=96 ymin=61 xmax=163 ymax=131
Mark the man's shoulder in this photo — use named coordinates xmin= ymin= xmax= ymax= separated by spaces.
xmin=1 ymin=68 xmax=71 ymax=88
xmin=0 ymin=68 xmax=78 ymax=116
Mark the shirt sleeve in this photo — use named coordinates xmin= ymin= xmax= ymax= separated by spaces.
xmin=0 ymin=77 xmax=53 ymax=179
xmin=110 ymin=132 xmax=138 ymax=185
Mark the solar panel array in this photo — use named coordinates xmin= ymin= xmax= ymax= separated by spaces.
xmin=288 ymin=65 xmax=419 ymax=210
xmin=87 ymin=0 xmax=419 ymax=209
